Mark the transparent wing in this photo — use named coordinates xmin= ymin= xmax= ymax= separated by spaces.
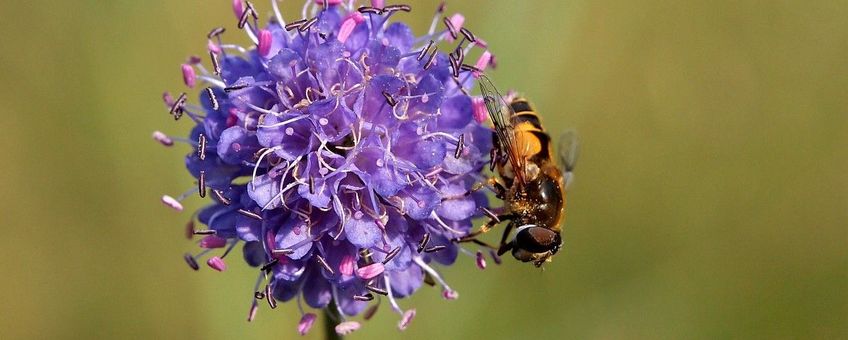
xmin=557 ymin=130 xmax=580 ymax=189
xmin=478 ymin=74 xmax=526 ymax=184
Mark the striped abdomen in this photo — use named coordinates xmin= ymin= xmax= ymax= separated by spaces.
xmin=509 ymin=97 xmax=553 ymax=165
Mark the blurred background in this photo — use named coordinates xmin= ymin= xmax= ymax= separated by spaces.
xmin=1 ymin=0 xmax=845 ymax=339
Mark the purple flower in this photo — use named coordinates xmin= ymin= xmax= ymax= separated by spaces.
xmin=156 ymin=0 xmax=497 ymax=334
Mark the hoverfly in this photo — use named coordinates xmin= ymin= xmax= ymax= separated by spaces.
xmin=459 ymin=74 xmax=579 ymax=267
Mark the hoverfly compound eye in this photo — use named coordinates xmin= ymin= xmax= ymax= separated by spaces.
xmin=515 ymin=226 xmax=560 ymax=253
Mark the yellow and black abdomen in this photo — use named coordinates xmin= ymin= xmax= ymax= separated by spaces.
xmin=509 ymin=98 xmax=553 ymax=164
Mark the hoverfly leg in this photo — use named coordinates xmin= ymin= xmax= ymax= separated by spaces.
xmin=497 ymin=222 xmax=515 ymax=255
xmin=454 ymin=214 xmax=512 ymax=243
xmin=464 ymin=177 xmax=506 ymax=198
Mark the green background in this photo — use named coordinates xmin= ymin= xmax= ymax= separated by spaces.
xmin=1 ymin=1 xmax=845 ymax=339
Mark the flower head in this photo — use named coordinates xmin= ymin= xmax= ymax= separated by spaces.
xmin=157 ymin=0 xmax=498 ymax=334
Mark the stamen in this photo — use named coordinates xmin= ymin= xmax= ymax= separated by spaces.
xmin=258 ymin=29 xmax=272 ymax=57
xmin=161 ymin=195 xmax=184 ymax=211
xmin=298 ymin=313 xmax=317 ymax=336
xmin=181 ymin=64 xmax=196 ymax=88
xmin=210 ymin=51 xmax=221 ymax=75
xmin=476 ymin=251 xmax=487 ymax=269
xmin=254 ymin=291 xmax=265 ymax=299
xmin=417 ymin=40 xmax=434 ymax=61
xmin=272 ymin=248 xmax=294 ymax=255
xmin=198 ymin=170 xmax=207 ymax=198
xmin=265 ymin=284 xmax=277 ymax=309
xmin=474 ymin=97 xmax=489 ymax=123
xmin=193 ymin=229 xmax=217 ymax=235
xmin=224 ymin=83 xmax=250 ymax=92
xmin=381 ymin=91 xmax=397 ymax=107
xmin=412 ymin=256 xmax=457 ymax=299
xmin=207 ymin=27 xmax=226 ymax=39
xmin=285 ymin=19 xmax=307 ymax=31
xmin=489 ymin=147 xmax=498 ymax=171
xmin=337 ymin=16 xmax=358 ymax=43
xmin=315 ymin=254 xmax=334 ymax=274
xmin=417 ymin=232 xmax=430 ymax=253
xmin=169 ymin=92 xmax=187 ymax=120
xmin=357 ymin=6 xmax=382 ymax=15
xmin=449 ymin=53 xmax=460 ymax=78
xmin=213 ymin=190 xmax=231 ymax=205
xmin=183 ymin=253 xmax=200 ymax=270
xmin=454 ymin=133 xmax=465 ymax=158
xmin=238 ymin=209 xmax=263 ymax=221
xmin=442 ymin=17 xmax=458 ymax=39
xmin=260 ymin=258 xmax=279 ymax=272
xmin=460 ymin=27 xmax=476 ymax=42
xmin=356 ymin=262 xmax=385 ymax=280
xmin=200 ymin=235 xmax=227 ymax=248
xmin=453 ymin=47 xmax=465 ymax=66
xmin=398 ymin=309 xmax=416 ymax=330
xmin=203 ymin=87 xmax=219 ymax=111
xmin=424 ymin=245 xmax=446 ymax=253
xmin=480 ymin=206 xmax=500 ymax=222
xmin=382 ymin=247 xmax=401 ymax=264
xmin=308 ymin=176 xmax=315 ymax=194
xmin=238 ymin=4 xmax=252 ymax=29
xmin=152 ymin=131 xmax=174 ymax=146
xmin=424 ymin=48 xmax=438 ymax=70
xmin=247 ymin=300 xmax=259 ymax=322
xmin=489 ymin=249 xmax=502 ymax=265
xmin=198 ymin=134 xmax=207 ymax=160
xmin=233 ymin=0 xmax=245 ymax=18
xmin=384 ymin=4 xmax=411 ymax=13
xmin=371 ymin=0 xmax=384 ymax=9
xmin=366 ymin=284 xmax=388 ymax=296
xmin=363 ymin=304 xmax=379 ymax=320
xmin=185 ymin=219 xmax=195 ymax=239
xmin=299 ymin=17 xmax=318 ymax=32
xmin=353 ymin=293 xmax=374 ymax=301
xmin=335 ymin=321 xmax=361 ymax=336
xmin=207 ymin=256 xmax=227 ymax=271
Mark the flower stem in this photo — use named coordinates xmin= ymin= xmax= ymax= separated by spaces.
xmin=324 ymin=303 xmax=342 ymax=340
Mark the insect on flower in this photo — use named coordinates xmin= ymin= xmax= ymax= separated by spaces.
xmin=457 ymin=74 xmax=579 ymax=268
xmin=155 ymin=0 xmax=504 ymax=335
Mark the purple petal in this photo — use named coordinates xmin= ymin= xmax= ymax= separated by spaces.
xmin=343 ymin=212 xmax=382 ymax=249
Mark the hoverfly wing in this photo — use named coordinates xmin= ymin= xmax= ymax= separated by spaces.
xmin=557 ymin=130 xmax=580 ymax=189
xmin=478 ymin=74 xmax=526 ymax=184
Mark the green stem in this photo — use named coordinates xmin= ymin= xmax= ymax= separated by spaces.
xmin=323 ymin=304 xmax=342 ymax=340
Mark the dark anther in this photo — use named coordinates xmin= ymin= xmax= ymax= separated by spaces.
xmin=460 ymin=27 xmax=476 ymax=42
xmin=359 ymin=248 xmax=373 ymax=265
xmin=384 ymin=4 xmax=412 ymax=13
xmin=169 ymin=92 xmax=187 ymax=119
xmin=449 ymin=53 xmax=460 ymax=78
xmin=284 ymin=19 xmax=307 ymax=31
xmin=363 ymin=304 xmax=380 ymax=320
xmin=254 ymin=291 xmax=265 ymax=300
xmin=237 ymin=209 xmax=263 ymax=221
xmin=418 ymin=233 xmax=430 ymax=253
xmin=423 ymin=272 xmax=436 ymax=286
xmin=453 ymin=48 xmax=465 ymax=65
xmin=198 ymin=171 xmax=207 ymax=198
xmin=424 ymin=245 xmax=447 ymax=253
xmin=437 ymin=1 xmax=446 ymax=13
xmin=382 ymin=91 xmax=397 ymax=107
xmin=198 ymin=133 xmax=207 ymax=160
xmin=480 ymin=206 xmax=500 ymax=223
xmin=210 ymin=51 xmax=221 ymax=75
xmin=382 ymin=247 xmax=401 ymax=264
xmin=299 ymin=17 xmax=318 ymax=32
xmin=366 ymin=285 xmax=388 ymax=296
xmin=315 ymin=254 xmax=334 ymax=274
xmin=265 ymin=284 xmax=277 ymax=309
xmin=443 ymin=17 xmax=458 ymax=39
xmin=461 ymin=63 xmax=482 ymax=73
xmin=489 ymin=148 xmax=499 ymax=171
xmin=205 ymin=87 xmax=219 ymax=110
xmin=417 ymin=40 xmax=434 ymax=61
xmin=224 ymin=83 xmax=249 ymax=92
xmin=246 ymin=1 xmax=258 ymax=20
xmin=454 ymin=134 xmax=465 ymax=159
xmin=424 ymin=48 xmax=438 ymax=70
xmin=353 ymin=293 xmax=375 ymax=301
xmin=213 ymin=190 xmax=231 ymax=206
xmin=193 ymin=229 xmax=216 ymax=235
xmin=183 ymin=253 xmax=200 ymax=271
xmin=238 ymin=6 xmax=251 ymax=29
xmin=207 ymin=27 xmax=226 ymax=39
xmin=185 ymin=219 xmax=195 ymax=239
xmin=308 ymin=176 xmax=315 ymax=194
xmin=357 ymin=6 xmax=382 ymax=15
xmin=260 ymin=259 xmax=279 ymax=272
xmin=272 ymin=248 xmax=294 ymax=255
